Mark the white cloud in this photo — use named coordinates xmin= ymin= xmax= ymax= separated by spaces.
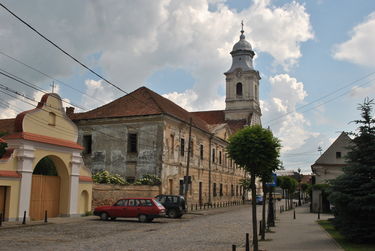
xmin=163 ymin=90 xmax=198 ymax=111
xmin=0 ymin=0 xmax=313 ymax=117
xmin=244 ymin=0 xmax=314 ymax=69
xmin=350 ymin=81 xmax=375 ymax=97
xmin=81 ymin=79 xmax=117 ymax=110
xmin=263 ymin=74 xmax=317 ymax=152
xmin=333 ymin=11 xmax=375 ymax=67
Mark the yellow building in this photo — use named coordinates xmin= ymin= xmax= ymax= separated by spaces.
xmin=0 ymin=93 xmax=92 ymax=221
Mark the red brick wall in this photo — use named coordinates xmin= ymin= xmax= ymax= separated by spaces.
xmin=92 ymin=184 xmax=161 ymax=208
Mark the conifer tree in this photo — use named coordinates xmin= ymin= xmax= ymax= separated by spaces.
xmin=329 ymin=98 xmax=375 ymax=243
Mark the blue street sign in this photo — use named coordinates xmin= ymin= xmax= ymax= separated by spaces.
xmin=265 ymin=173 xmax=277 ymax=187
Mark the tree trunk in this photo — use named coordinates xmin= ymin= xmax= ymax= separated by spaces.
xmin=290 ymin=189 xmax=293 ymax=209
xmin=251 ymin=171 xmax=258 ymax=251
xmin=261 ymin=181 xmax=266 ymax=240
xmin=284 ymin=189 xmax=287 ymax=210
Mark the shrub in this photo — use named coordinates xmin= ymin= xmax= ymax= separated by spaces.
xmin=92 ymin=170 xmax=128 ymax=185
xmin=134 ymin=174 xmax=161 ymax=185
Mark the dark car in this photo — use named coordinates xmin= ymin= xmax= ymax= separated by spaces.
xmin=155 ymin=194 xmax=186 ymax=218
xmin=93 ymin=197 xmax=165 ymax=223
xmin=256 ymin=195 xmax=263 ymax=205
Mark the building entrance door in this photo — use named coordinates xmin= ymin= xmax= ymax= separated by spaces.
xmin=0 ymin=186 xmax=6 ymax=220
xmin=30 ymin=175 xmax=60 ymax=220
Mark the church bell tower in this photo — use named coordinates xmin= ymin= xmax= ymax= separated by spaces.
xmin=224 ymin=24 xmax=261 ymax=125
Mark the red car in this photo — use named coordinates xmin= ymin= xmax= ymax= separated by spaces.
xmin=94 ymin=197 xmax=166 ymax=223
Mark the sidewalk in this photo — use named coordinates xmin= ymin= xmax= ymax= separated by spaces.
xmin=0 ymin=215 xmax=96 ymax=230
xmin=259 ymin=204 xmax=343 ymax=251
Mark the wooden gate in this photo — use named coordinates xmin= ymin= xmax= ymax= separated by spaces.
xmin=30 ymin=175 xmax=60 ymax=220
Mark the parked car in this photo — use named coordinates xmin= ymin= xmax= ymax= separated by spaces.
xmin=255 ymin=195 xmax=263 ymax=205
xmin=93 ymin=197 xmax=165 ymax=223
xmin=155 ymin=194 xmax=186 ymax=218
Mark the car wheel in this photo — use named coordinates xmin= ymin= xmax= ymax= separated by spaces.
xmin=100 ymin=212 xmax=109 ymax=221
xmin=138 ymin=214 xmax=148 ymax=223
xmin=168 ymin=209 xmax=178 ymax=218
xmin=110 ymin=217 xmax=117 ymax=221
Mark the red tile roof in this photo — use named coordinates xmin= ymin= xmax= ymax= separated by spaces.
xmin=4 ymin=132 xmax=84 ymax=150
xmin=0 ymin=118 xmax=16 ymax=134
xmin=71 ymin=87 xmax=210 ymax=132
xmin=192 ymin=110 xmax=247 ymax=133
xmin=0 ymin=170 xmax=20 ymax=178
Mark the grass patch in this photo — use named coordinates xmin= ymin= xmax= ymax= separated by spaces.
xmin=318 ymin=220 xmax=375 ymax=251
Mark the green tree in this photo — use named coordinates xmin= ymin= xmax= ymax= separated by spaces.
xmin=227 ymin=125 xmax=281 ymax=251
xmin=301 ymin=183 xmax=310 ymax=201
xmin=279 ymin=176 xmax=290 ymax=209
xmin=329 ymin=98 xmax=375 ymax=243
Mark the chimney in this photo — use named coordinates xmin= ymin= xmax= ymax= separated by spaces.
xmin=66 ymin=107 xmax=75 ymax=116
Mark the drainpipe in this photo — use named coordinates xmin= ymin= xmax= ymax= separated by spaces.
xmin=208 ymin=134 xmax=213 ymax=204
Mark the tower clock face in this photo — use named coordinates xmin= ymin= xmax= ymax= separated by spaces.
xmin=236 ymin=70 xmax=241 ymax=78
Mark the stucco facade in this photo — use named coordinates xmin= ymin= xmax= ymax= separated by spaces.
xmin=310 ymin=132 xmax=352 ymax=212
xmin=0 ymin=94 xmax=92 ymax=221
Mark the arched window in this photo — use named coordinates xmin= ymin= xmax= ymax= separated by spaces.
xmin=236 ymin=83 xmax=243 ymax=96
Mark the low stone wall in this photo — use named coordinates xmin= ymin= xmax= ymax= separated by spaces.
xmin=92 ymin=184 xmax=161 ymax=208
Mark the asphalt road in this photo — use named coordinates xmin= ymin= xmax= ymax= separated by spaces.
xmin=0 ymin=204 xmax=266 ymax=251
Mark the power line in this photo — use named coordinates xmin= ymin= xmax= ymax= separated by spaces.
xmin=0 ymin=50 xmax=107 ymax=106
xmin=267 ymin=76 xmax=375 ymax=127
xmin=0 ymin=2 xmax=128 ymax=95
xmin=0 ymin=68 xmax=86 ymax=110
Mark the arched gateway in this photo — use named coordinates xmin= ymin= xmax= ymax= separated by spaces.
xmin=0 ymin=93 xmax=92 ymax=221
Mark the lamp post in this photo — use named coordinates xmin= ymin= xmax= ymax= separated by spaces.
xmin=297 ymin=168 xmax=302 ymax=206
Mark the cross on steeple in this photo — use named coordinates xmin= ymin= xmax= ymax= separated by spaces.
xmin=241 ymin=20 xmax=244 ymax=34
xmin=50 ymin=81 xmax=55 ymax=93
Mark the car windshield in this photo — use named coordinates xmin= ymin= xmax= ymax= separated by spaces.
xmin=153 ymin=199 xmax=163 ymax=207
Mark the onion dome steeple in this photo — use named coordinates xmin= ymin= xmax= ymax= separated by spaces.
xmin=226 ymin=22 xmax=255 ymax=74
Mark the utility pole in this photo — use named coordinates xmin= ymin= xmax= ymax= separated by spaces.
xmin=184 ymin=118 xmax=193 ymax=206
xmin=208 ymin=135 xmax=213 ymax=205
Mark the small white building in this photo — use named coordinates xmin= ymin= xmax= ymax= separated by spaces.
xmin=310 ymin=132 xmax=352 ymax=212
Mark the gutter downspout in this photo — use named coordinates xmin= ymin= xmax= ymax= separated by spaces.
xmin=208 ymin=134 xmax=213 ymax=204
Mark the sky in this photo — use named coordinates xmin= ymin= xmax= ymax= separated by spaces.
xmin=0 ymin=0 xmax=374 ymax=173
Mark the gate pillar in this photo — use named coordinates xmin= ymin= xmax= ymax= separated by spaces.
xmin=16 ymin=145 xmax=35 ymax=221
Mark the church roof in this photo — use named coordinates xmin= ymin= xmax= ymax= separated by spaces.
xmin=192 ymin=110 xmax=247 ymax=134
xmin=70 ymin=87 xmax=210 ymax=132
xmin=232 ymin=34 xmax=252 ymax=52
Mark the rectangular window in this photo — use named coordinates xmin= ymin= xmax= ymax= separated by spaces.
xmin=83 ymin=135 xmax=92 ymax=154
xmin=212 ymin=148 xmax=216 ymax=163
xmin=170 ymin=135 xmax=174 ymax=154
xmin=219 ymin=151 xmax=222 ymax=165
xmin=220 ymin=184 xmax=223 ymax=197
xmin=128 ymin=133 xmax=137 ymax=153
xmin=231 ymin=184 xmax=234 ymax=197
xmin=213 ymin=183 xmax=217 ymax=197
xmin=236 ymin=185 xmax=239 ymax=196
xmin=180 ymin=138 xmax=185 ymax=156
xmin=336 ymin=152 xmax=342 ymax=158
xmin=200 ymin=144 xmax=204 ymax=160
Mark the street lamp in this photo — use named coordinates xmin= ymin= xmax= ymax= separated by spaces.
xmin=297 ymin=168 xmax=302 ymax=206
